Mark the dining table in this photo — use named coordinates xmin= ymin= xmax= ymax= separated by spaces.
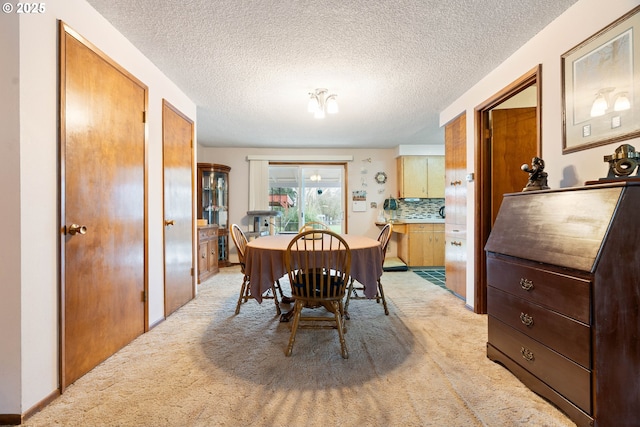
xmin=245 ymin=233 xmax=383 ymax=304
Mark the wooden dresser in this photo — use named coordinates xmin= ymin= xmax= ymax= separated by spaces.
xmin=485 ymin=182 xmax=640 ymax=427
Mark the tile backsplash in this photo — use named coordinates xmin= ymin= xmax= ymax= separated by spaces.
xmin=397 ymin=198 xmax=445 ymax=219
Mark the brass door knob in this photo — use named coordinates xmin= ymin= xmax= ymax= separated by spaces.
xmin=164 ymin=220 xmax=175 ymax=226
xmin=67 ymin=224 xmax=87 ymax=235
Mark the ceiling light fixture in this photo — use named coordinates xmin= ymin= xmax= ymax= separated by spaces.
xmin=307 ymin=88 xmax=338 ymax=119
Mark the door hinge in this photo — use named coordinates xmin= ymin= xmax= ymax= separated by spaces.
xmin=141 ymin=290 xmax=147 ymax=302
xmin=142 ymin=111 xmax=147 ymax=123
xmin=190 ymin=267 xmax=194 ymax=277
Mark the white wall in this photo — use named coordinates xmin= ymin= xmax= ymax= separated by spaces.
xmin=440 ymin=0 xmax=640 ymax=308
xmin=198 ymin=147 xmax=403 ymax=262
xmin=1 ymin=0 xmax=196 ymax=415
xmin=0 ymin=11 xmax=22 ymax=413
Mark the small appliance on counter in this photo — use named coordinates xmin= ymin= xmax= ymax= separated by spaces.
xmin=383 ymin=195 xmax=398 ymax=222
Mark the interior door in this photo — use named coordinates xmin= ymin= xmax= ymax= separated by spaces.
xmin=490 ymin=107 xmax=537 ymax=225
xmin=61 ymin=25 xmax=147 ymax=388
xmin=162 ymin=100 xmax=194 ymax=316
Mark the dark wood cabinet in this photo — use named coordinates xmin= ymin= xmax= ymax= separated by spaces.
xmin=197 ymin=163 xmax=231 ymax=270
xmin=485 ymin=182 xmax=640 ymax=427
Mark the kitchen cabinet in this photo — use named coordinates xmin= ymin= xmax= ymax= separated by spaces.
xmin=397 ymin=156 xmax=444 ymax=198
xmin=485 ymin=181 xmax=640 ymax=427
xmin=444 ymin=113 xmax=467 ymax=297
xmin=197 ymin=163 xmax=231 ymax=268
xmin=397 ymin=223 xmax=444 ymax=267
xmin=197 ymin=225 xmax=218 ymax=283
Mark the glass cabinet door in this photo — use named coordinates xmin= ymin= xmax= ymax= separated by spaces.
xmin=198 ymin=163 xmax=231 ymax=267
xmin=201 ymin=170 xmax=228 ymax=227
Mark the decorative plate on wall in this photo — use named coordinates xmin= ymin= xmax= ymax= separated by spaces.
xmin=374 ymin=171 xmax=387 ymax=184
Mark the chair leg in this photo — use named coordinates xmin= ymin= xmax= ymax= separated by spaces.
xmin=334 ymin=301 xmax=349 ymax=359
xmin=285 ymin=300 xmax=303 ymax=357
xmin=272 ymin=284 xmax=282 ymax=315
xmin=274 ymin=279 xmax=285 ymax=299
xmin=235 ymin=275 xmax=249 ymax=315
xmin=344 ymin=278 xmax=354 ymax=320
xmin=378 ymin=279 xmax=389 ymax=315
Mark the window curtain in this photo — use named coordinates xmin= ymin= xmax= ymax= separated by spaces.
xmin=248 ymin=160 xmax=269 ymax=211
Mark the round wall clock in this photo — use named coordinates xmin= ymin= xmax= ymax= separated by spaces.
xmin=374 ymin=171 xmax=387 ymax=184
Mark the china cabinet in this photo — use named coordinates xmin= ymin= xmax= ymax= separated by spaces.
xmin=197 ymin=163 xmax=231 ymax=269
xmin=197 ymin=225 xmax=218 ymax=283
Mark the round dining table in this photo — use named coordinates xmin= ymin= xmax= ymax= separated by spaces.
xmin=245 ymin=233 xmax=383 ymax=303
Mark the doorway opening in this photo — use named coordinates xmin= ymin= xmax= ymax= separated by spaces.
xmin=474 ymin=65 xmax=542 ymax=313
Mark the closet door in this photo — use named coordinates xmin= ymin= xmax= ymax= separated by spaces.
xmin=60 ymin=24 xmax=147 ymax=388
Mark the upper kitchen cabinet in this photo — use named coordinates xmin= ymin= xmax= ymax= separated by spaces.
xmin=397 ymin=156 xmax=445 ymax=198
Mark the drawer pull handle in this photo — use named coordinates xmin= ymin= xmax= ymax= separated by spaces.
xmin=520 ymin=347 xmax=535 ymax=362
xmin=519 ymin=278 xmax=534 ymax=291
xmin=450 ymin=241 xmax=462 ymax=246
xmin=520 ymin=312 xmax=534 ymax=327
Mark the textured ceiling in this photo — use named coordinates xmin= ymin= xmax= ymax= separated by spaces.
xmin=85 ymin=0 xmax=578 ymax=148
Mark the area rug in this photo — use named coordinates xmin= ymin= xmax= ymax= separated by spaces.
xmin=18 ymin=267 xmax=575 ymax=427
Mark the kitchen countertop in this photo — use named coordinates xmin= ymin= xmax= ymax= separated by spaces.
xmin=375 ymin=218 xmax=445 ymax=226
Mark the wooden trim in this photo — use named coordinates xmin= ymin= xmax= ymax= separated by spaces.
xmin=0 ymin=388 xmax=62 ymax=425
xmin=473 ymin=65 xmax=542 ymax=314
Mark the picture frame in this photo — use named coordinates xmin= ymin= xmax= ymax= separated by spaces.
xmin=562 ymin=6 xmax=640 ymax=154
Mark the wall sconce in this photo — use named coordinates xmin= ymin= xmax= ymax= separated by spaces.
xmin=307 ymin=88 xmax=338 ymax=119
xmin=590 ymin=87 xmax=631 ymax=117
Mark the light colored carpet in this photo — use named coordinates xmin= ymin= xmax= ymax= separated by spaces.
xmin=20 ymin=267 xmax=575 ymax=427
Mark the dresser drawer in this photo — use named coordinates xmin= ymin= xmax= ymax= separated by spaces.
xmin=488 ymin=286 xmax=590 ymax=368
xmin=198 ymin=226 xmax=218 ymax=239
xmin=486 ymin=255 xmax=591 ymax=324
xmin=488 ymin=316 xmax=591 ymax=413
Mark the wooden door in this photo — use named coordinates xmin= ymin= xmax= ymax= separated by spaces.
xmin=490 ymin=107 xmax=537 ymax=225
xmin=444 ymin=113 xmax=467 ymax=297
xmin=60 ymin=25 xmax=146 ymax=388
xmin=162 ymin=100 xmax=194 ymax=316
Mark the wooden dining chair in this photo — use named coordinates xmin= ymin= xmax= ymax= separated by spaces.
xmin=298 ymin=221 xmax=329 ymax=233
xmin=230 ymin=224 xmax=282 ymax=315
xmin=344 ymin=223 xmax=392 ymax=316
xmin=283 ymin=229 xmax=352 ymax=358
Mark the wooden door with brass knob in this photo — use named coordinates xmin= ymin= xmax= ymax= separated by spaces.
xmin=60 ymin=24 xmax=146 ymax=389
xmin=162 ymin=100 xmax=194 ymax=316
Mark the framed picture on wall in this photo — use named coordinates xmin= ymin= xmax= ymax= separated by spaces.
xmin=562 ymin=6 xmax=640 ymax=154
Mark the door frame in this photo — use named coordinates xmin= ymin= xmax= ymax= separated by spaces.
xmin=473 ymin=64 xmax=542 ymax=313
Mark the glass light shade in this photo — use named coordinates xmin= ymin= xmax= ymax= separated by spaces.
xmin=325 ymin=95 xmax=339 ymax=114
xmin=614 ymin=93 xmax=631 ymax=111
xmin=590 ymin=94 xmax=608 ymax=117
xmin=314 ymin=108 xmax=325 ymax=119
xmin=307 ymin=96 xmax=319 ymax=113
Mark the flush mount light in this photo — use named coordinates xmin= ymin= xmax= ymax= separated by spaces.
xmin=307 ymin=88 xmax=339 ymax=119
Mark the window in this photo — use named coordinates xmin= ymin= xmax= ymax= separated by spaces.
xmin=268 ymin=164 xmax=345 ymax=233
